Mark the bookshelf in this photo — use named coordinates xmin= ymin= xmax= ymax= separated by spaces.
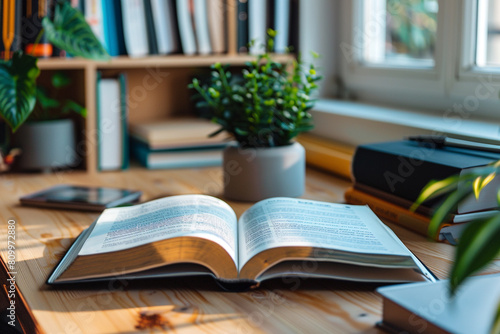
xmin=37 ymin=55 xmax=294 ymax=174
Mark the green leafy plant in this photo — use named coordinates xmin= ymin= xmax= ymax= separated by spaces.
xmin=32 ymin=72 xmax=86 ymax=121
xmin=0 ymin=1 xmax=109 ymax=132
xmin=189 ymin=30 xmax=322 ymax=148
xmin=412 ymin=161 xmax=500 ymax=333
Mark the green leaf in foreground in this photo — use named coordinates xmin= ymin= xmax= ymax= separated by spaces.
xmin=492 ymin=301 xmax=500 ymax=334
xmin=0 ymin=52 xmax=40 ymax=132
xmin=42 ymin=2 xmax=110 ymax=61
xmin=450 ymin=215 xmax=500 ymax=295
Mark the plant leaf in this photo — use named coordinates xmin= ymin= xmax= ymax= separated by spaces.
xmin=42 ymin=2 xmax=110 ymax=61
xmin=492 ymin=300 xmax=500 ymax=334
xmin=51 ymin=71 xmax=71 ymax=88
xmin=36 ymin=87 xmax=60 ymax=110
xmin=427 ymin=186 xmax=473 ymax=239
xmin=0 ymin=52 xmax=40 ymax=132
xmin=450 ymin=215 xmax=500 ymax=295
xmin=61 ymin=100 xmax=86 ymax=117
xmin=411 ymin=176 xmax=462 ymax=212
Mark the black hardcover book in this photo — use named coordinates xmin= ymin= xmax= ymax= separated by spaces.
xmin=144 ymin=0 xmax=159 ymax=55
xmin=0 ymin=0 xmax=22 ymax=60
xmin=237 ymin=0 xmax=248 ymax=53
xmin=352 ymin=140 xmax=500 ymax=214
xmin=288 ymin=0 xmax=299 ymax=52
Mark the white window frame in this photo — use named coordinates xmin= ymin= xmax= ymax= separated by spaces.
xmin=338 ymin=0 xmax=500 ymax=120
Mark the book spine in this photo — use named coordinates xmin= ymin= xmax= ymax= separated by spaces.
xmin=23 ymin=0 xmax=54 ymax=58
xmin=176 ymin=0 xmax=198 ymax=54
xmin=119 ymin=73 xmax=129 ymax=170
xmin=248 ymin=0 xmax=267 ymax=54
xmin=0 ymin=0 xmax=22 ymax=60
xmin=273 ymin=0 xmax=290 ymax=53
xmin=144 ymin=0 xmax=159 ymax=55
xmin=236 ymin=0 xmax=248 ymax=53
xmin=193 ymin=0 xmax=212 ymax=54
xmin=351 ymin=145 xmax=461 ymax=204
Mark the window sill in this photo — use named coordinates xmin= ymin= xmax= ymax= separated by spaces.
xmin=309 ymin=99 xmax=500 ymax=147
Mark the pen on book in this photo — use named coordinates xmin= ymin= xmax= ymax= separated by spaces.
xmin=407 ymin=135 xmax=500 ymax=153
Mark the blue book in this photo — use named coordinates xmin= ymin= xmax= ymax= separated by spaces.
xmin=102 ymin=0 xmax=126 ymax=56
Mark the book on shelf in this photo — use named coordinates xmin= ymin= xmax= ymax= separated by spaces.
xmin=273 ymin=0 xmax=290 ymax=53
xmin=248 ymin=0 xmax=268 ymax=54
xmin=101 ymin=0 xmax=127 ymax=56
xmin=352 ymin=140 xmax=500 ymax=214
xmin=84 ymin=0 xmax=106 ymax=49
xmin=176 ymin=0 xmax=198 ymax=55
xmin=47 ymin=195 xmax=436 ymax=289
xmin=149 ymin=0 xmax=180 ymax=55
xmin=96 ymin=73 xmax=129 ymax=171
xmin=344 ymin=187 xmax=467 ymax=244
xmin=193 ymin=0 xmax=212 ymax=54
xmin=143 ymin=0 xmax=160 ymax=55
xmin=120 ymin=0 xmax=149 ymax=57
xmin=377 ymin=273 xmax=500 ymax=334
xmin=23 ymin=0 xmax=53 ymax=57
xmin=207 ymin=0 xmax=226 ymax=54
xmin=237 ymin=0 xmax=249 ymax=53
xmin=128 ymin=118 xmax=228 ymax=150
xmin=130 ymin=138 xmax=223 ymax=169
xmin=0 ymin=0 xmax=22 ymax=60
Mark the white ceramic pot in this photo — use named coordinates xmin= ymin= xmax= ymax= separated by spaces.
xmin=14 ymin=119 xmax=77 ymax=171
xmin=223 ymin=142 xmax=305 ymax=202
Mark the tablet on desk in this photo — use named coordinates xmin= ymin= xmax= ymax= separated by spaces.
xmin=20 ymin=185 xmax=142 ymax=211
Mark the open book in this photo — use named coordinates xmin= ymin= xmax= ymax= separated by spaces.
xmin=48 ymin=195 xmax=436 ymax=289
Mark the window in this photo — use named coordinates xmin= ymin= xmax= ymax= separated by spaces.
xmin=338 ymin=0 xmax=500 ymax=120
xmin=362 ymin=0 xmax=438 ymax=67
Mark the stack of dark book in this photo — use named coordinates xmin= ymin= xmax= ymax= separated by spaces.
xmin=345 ymin=140 xmax=500 ymax=244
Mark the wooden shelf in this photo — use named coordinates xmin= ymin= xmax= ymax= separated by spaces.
xmin=37 ymin=54 xmax=295 ymax=70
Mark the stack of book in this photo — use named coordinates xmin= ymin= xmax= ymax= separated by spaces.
xmin=129 ymin=118 xmax=229 ymax=169
xmin=345 ymin=140 xmax=500 ymax=243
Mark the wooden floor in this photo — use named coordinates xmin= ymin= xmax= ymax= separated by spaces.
xmin=0 ymin=167 xmax=498 ymax=333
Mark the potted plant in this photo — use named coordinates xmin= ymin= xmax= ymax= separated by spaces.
xmin=190 ymin=30 xmax=322 ymax=201
xmin=413 ymin=162 xmax=500 ymax=332
xmin=13 ymin=72 xmax=87 ymax=171
xmin=0 ymin=1 xmax=109 ymax=170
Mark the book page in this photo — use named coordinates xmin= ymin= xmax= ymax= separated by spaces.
xmin=79 ymin=195 xmax=238 ymax=263
xmin=238 ymin=198 xmax=412 ymax=270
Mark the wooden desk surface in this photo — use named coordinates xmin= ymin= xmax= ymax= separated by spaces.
xmin=0 ymin=167 xmax=491 ymax=334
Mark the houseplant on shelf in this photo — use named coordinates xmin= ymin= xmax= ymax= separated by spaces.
xmin=412 ymin=162 xmax=500 ymax=333
xmin=0 ymin=1 xmax=109 ymax=171
xmin=190 ymin=30 xmax=322 ymax=201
